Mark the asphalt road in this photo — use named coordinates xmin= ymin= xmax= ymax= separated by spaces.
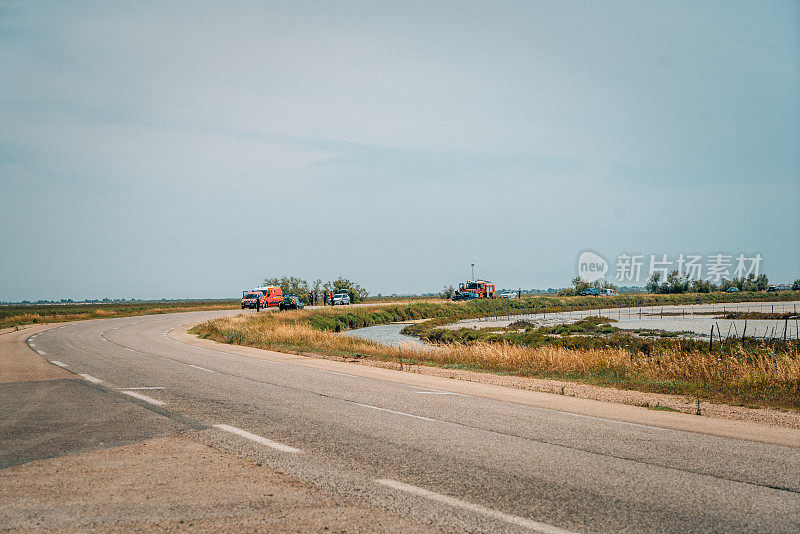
xmin=5 ymin=310 xmax=800 ymax=533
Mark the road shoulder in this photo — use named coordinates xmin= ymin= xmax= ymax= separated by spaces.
xmin=0 ymin=434 xmax=436 ymax=533
xmin=0 ymin=324 xmax=71 ymax=383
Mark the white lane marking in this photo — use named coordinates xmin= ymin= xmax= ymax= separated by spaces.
xmin=559 ymin=410 xmax=666 ymax=431
xmin=188 ymin=364 xmax=214 ymax=373
xmin=124 ymin=386 xmax=165 ymax=390
xmin=28 ymin=342 xmax=35 ymax=347
xmin=214 ymin=424 xmax=301 ymax=453
xmin=416 ymin=391 xmax=467 ymax=396
xmin=353 ymin=402 xmax=436 ymax=422
xmin=318 ymin=369 xmax=355 ymax=377
xmin=50 ymin=361 xmax=68 ymax=368
xmin=121 ymin=390 xmax=166 ymax=406
xmin=79 ymin=373 xmax=103 ymax=384
xmin=36 ymin=350 xmax=47 ymax=356
xmin=376 ymin=479 xmax=576 ymax=534
xmin=410 ymin=385 xmax=468 ymax=396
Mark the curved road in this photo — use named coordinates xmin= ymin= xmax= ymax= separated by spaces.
xmin=3 ymin=309 xmax=800 ymax=532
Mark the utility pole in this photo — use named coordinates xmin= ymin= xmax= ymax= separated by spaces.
xmin=471 ymin=263 xmax=475 ymax=281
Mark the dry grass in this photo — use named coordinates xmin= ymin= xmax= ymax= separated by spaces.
xmin=0 ymin=302 xmax=239 ymax=328
xmin=193 ymin=311 xmax=800 ymax=410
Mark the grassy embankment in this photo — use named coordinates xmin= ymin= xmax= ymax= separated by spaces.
xmin=191 ymin=292 xmax=800 ymax=410
xmin=0 ymin=300 xmax=241 ymax=329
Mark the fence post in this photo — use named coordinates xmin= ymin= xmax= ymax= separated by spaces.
xmin=709 ymin=325 xmax=714 ymax=350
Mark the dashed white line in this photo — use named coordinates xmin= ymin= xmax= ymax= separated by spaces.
xmin=353 ymin=402 xmax=436 ymax=422
xmin=415 ymin=391 xmax=467 ymax=396
xmin=124 ymin=386 xmax=165 ymax=390
xmin=121 ymin=390 xmax=165 ymax=406
xmin=50 ymin=361 xmax=68 ymax=368
xmin=318 ymin=369 xmax=355 ymax=377
xmin=375 ymin=479 xmax=576 ymax=534
xmin=188 ymin=364 xmax=214 ymax=372
xmin=410 ymin=385 xmax=468 ymax=396
xmin=79 ymin=373 xmax=103 ymax=384
xmin=214 ymin=424 xmax=301 ymax=453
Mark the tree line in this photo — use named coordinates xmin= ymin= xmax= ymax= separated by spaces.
xmin=261 ymin=276 xmax=369 ymax=304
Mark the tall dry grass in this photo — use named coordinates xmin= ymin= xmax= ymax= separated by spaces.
xmin=192 ymin=311 xmax=800 ymax=409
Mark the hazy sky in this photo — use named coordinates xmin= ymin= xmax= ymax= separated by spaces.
xmin=2 ymin=1 xmax=798 ymax=300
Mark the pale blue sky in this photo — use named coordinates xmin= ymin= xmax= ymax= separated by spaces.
xmin=1 ymin=1 xmax=798 ymax=300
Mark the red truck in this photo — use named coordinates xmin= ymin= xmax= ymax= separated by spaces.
xmin=456 ymin=280 xmax=496 ymax=299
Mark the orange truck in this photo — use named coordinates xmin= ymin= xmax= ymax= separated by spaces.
xmin=457 ymin=280 xmax=496 ymax=299
xmin=241 ymin=286 xmax=283 ymax=309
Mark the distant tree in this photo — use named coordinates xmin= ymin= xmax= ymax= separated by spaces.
xmin=263 ymin=276 xmax=310 ymax=303
xmin=793 ymin=279 xmax=800 ymax=291
xmin=754 ymin=273 xmax=769 ymax=291
xmin=663 ymin=270 xmax=689 ymax=293
xmin=328 ymin=277 xmax=369 ymax=303
xmin=440 ymin=285 xmax=456 ymax=299
xmin=646 ymin=272 xmax=662 ymax=293
xmin=691 ymin=279 xmax=714 ymax=293
xmin=311 ymin=279 xmax=323 ymax=296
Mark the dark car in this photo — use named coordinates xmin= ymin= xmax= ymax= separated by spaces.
xmin=279 ymin=295 xmax=304 ymax=310
xmin=452 ymin=291 xmax=477 ymax=301
xmin=579 ymin=288 xmax=600 ymax=296
xmin=726 ymin=287 xmax=740 ymax=293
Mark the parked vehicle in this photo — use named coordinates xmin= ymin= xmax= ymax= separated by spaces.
xmin=498 ymin=290 xmax=517 ymax=299
xmin=279 ymin=295 xmax=304 ymax=310
xmin=241 ymin=292 xmax=262 ymax=309
xmin=600 ymin=288 xmax=618 ymax=296
xmin=452 ymin=291 xmax=478 ymax=301
xmin=252 ymin=286 xmax=283 ymax=307
xmin=456 ymin=280 xmax=496 ymax=299
xmin=579 ymin=288 xmax=600 ymax=296
xmin=332 ymin=290 xmax=351 ymax=305
xmin=726 ymin=287 xmax=740 ymax=293
xmin=767 ymin=284 xmax=792 ymax=292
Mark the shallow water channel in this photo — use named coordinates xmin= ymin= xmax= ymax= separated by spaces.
xmin=338 ymin=323 xmax=432 ymax=349
xmin=340 ymin=301 xmax=800 ymax=348
xmin=446 ymin=300 xmax=800 ymax=340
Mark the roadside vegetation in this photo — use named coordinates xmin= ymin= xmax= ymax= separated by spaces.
xmin=646 ymin=271 xmax=770 ymax=294
xmin=191 ymin=292 xmax=800 ymax=411
xmin=261 ymin=276 xmax=369 ymax=304
xmin=0 ymin=300 xmax=240 ymax=329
